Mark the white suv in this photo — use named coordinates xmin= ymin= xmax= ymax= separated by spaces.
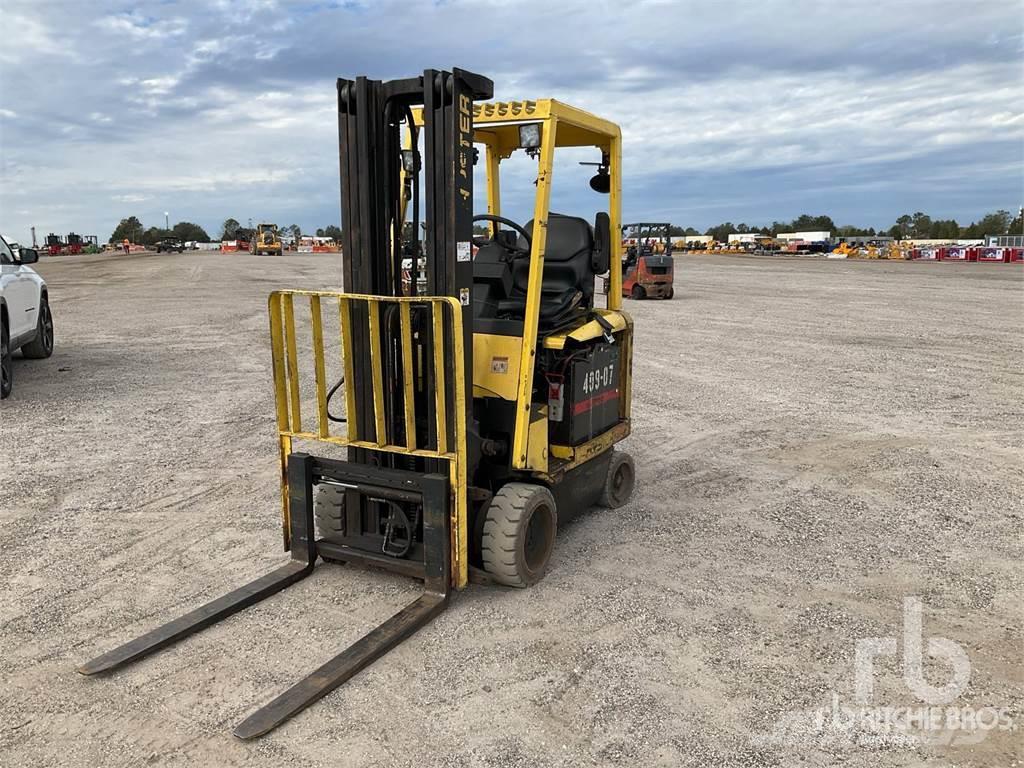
xmin=1 ymin=234 xmax=54 ymax=399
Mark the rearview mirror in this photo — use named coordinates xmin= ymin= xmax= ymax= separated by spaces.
xmin=17 ymin=248 xmax=39 ymax=264
xmin=579 ymin=159 xmax=611 ymax=194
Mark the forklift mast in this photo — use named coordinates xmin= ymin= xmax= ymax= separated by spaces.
xmin=337 ymin=69 xmax=492 ymax=473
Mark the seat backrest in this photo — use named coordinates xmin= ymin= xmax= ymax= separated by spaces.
xmin=513 ymin=214 xmax=595 ymax=302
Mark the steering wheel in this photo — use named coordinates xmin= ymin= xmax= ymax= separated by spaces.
xmin=472 ymin=214 xmax=532 ymax=257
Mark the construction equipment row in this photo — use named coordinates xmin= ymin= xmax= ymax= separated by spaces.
xmin=45 ymin=232 xmax=98 ymax=255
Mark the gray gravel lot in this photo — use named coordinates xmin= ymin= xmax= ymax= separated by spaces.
xmin=1 ymin=250 xmax=1021 ymax=767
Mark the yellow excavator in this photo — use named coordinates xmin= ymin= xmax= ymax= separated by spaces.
xmin=80 ymin=68 xmax=636 ymax=739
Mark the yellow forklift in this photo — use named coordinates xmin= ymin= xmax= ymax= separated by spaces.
xmin=80 ymin=69 xmax=636 ymax=739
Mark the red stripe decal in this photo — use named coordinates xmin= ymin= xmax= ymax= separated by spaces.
xmin=573 ymin=389 xmax=618 ymax=416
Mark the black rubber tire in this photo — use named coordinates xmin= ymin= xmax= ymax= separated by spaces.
xmin=599 ymin=450 xmax=635 ymax=508
xmin=1 ymin=314 xmax=11 ymax=400
xmin=481 ymin=483 xmax=557 ymax=588
xmin=665 ymin=286 xmax=674 ymax=300
xmin=314 ymin=485 xmax=346 ymax=563
xmin=314 ymin=485 xmax=346 ymax=539
xmin=22 ymin=297 xmax=54 ymax=359
xmin=631 ymin=284 xmax=645 ymax=300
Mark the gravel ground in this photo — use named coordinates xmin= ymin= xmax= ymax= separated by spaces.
xmin=1 ymin=250 xmax=1021 ymax=767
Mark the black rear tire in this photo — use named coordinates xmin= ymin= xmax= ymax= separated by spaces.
xmin=631 ymin=284 xmax=645 ymax=300
xmin=1 ymin=314 xmax=12 ymax=400
xmin=599 ymin=450 xmax=635 ymax=508
xmin=665 ymin=286 xmax=674 ymax=300
xmin=22 ymin=297 xmax=54 ymax=359
xmin=481 ymin=483 xmax=557 ymax=588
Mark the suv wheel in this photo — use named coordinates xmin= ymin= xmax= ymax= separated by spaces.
xmin=1 ymin=313 xmax=11 ymax=399
xmin=22 ymin=297 xmax=54 ymax=359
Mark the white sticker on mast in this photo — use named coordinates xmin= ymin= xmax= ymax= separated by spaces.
xmin=457 ymin=241 xmax=472 ymax=262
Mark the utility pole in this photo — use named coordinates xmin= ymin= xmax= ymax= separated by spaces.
xmin=165 ymin=211 xmax=169 ymax=231
xmin=31 ymin=226 xmax=37 ymax=248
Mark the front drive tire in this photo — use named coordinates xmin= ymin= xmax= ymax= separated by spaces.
xmin=1 ymin=314 xmax=12 ymax=399
xmin=22 ymin=297 xmax=54 ymax=359
xmin=631 ymin=284 xmax=645 ymax=300
xmin=482 ymin=483 xmax=557 ymax=588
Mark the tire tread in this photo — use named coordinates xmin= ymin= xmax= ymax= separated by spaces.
xmin=481 ymin=482 xmax=556 ymax=588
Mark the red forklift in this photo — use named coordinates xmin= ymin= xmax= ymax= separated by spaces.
xmin=45 ymin=233 xmax=65 ymax=256
xmin=65 ymin=232 xmax=84 ymax=255
xmin=618 ymin=222 xmax=674 ymax=299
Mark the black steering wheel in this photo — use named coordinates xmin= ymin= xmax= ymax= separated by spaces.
xmin=472 ymin=214 xmax=532 ymax=256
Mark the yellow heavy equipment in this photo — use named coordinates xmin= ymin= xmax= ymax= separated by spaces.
xmin=251 ymin=223 xmax=282 ymax=255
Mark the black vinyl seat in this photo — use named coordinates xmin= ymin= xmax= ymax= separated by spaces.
xmin=496 ymin=213 xmax=596 ymax=328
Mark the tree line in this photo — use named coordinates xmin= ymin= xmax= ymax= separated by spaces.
xmin=109 ymin=216 xmax=210 ymax=246
xmin=696 ymin=209 xmax=1022 ymax=242
xmin=111 ymin=206 xmax=1023 ymax=248
xmin=218 ymin=219 xmax=342 ymax=242
xmin=108 ymin=216 xmax=346 ymax=245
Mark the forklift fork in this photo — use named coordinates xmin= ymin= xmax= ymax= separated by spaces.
xmin=79 ymin=454 xmax=451 ymax=739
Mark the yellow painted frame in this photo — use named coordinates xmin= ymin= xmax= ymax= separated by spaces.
xmin=410 ymin=99 xmax=626 ymax=471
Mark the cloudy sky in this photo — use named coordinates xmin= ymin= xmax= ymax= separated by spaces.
xmin=1 ymin=0 xmax=1022 ymax=244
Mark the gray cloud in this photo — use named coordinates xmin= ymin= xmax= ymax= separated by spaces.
xmin=1 ymin=0 xmax=1021 ymax=243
